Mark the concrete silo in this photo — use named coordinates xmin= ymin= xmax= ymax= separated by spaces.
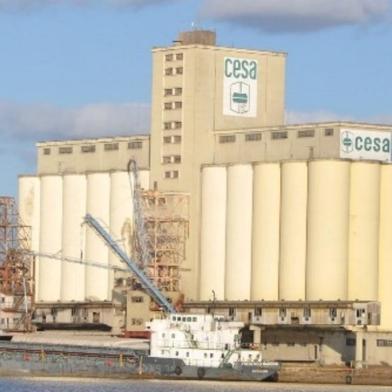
xmin=199 ymin=166 xmax=227 ymax=300
xmin=348 ymin=162 xmax=380 ymax=301
xmin=38 ymin=175 xmax=63 ymax=302
xmin=225 ymin=164 xmax=253 ymax=301
xmin=18 ymin=176 xmax=40 ymax=301
xmin=378 ymin=164 xmax=392 ymax=329
xmin=251 ymin=163 xmax=281 ymax=301
xmin=110 ymin=171 xmax=134 ymax=290
xmin=279 ymin=162 xmax=308 ymax=301
xmin=85 ymin=172 xmax=111 ymax=301
xmin=306 ymin=160 xmax=350 ymax=300
xmin=61 ymin=174 xmax=87 ymax=302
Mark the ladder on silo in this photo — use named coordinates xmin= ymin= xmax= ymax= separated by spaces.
xmin=83 ymin=213 xmax=176 ymax=314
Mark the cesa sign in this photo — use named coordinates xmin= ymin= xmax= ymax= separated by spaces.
xmin=223 ymin=57 xmax=258 ymax=118
xmin=340 ymin=129 xmax=392 ymax=163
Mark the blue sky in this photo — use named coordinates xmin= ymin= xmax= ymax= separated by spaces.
xmin=0 ymin=0 xmax=391 ymax=196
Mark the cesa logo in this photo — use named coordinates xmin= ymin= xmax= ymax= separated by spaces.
xmin=341 ymin=131 xmax=391 ymax=154
xmin=224 ymin=58 xmax=257 ymax=80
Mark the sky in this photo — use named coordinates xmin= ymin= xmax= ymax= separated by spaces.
xmin=0 ymin=0 xmax=391 ymax=196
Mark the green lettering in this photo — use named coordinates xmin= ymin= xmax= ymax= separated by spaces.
xmin=355 ymin=136 xmax=363 ymax=150
xmin=249 ymin=61 xmax=257 ymax=80
xmin=383 ymin=138 xmax=390 ymax=153
xmin=374 ymin=138 xmax=381 ymax=152
xmin=233 ymin=60 xmax=241 ymax=78
xmin=364 ymin=137 xmax=372 ymax=151
xmin=225 ymin=58 xmax=233 ymax=78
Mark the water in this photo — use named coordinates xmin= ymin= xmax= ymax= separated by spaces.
xmin=1 ymin=378 xmax=392 ymax=392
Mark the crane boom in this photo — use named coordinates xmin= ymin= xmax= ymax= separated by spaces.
xmin=83 ymin=213 xmax=176 ymax=314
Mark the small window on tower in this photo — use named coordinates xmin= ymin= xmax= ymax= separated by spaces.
xmin=165 ymin=54 xmax=173 ymax=61
xmin=174 ymin=101 xmax=182 ymax=109
xmin=164 ymin=102 xmax=172 ymax=110
xmin=43 ymin=148 xmax=51 ymax=155
xmin=175 ymin=53 xmax=183 ymax=61
xmin=104 ymin=143 xmax=119 ymax=151
xmin=175 ymin=67 xmax=183 ymax=75
xmin=325 ymin=128 xmax=334 ymax=136
xmin=164 ymin=88 xmax=173 ymax=96
xmin=165 ymin=68 xmax=174 ymax=76
xmin=59 ymin=146 xmax=73 ymax=154
xmin=174 ymin=121 xmax=182 ymax=129
xmin=174 ymin=88 xmax=183 ymax=96
xmin=81 ymin=145 xmax=96 ymax=153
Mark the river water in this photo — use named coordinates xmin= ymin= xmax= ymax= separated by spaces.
xmin=1 ymin=378 xmax=392 ymax=392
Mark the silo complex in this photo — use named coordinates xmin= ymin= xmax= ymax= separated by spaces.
xmin=199 ymin=166 xmax=227 ymax=300
xmin=378 ymin=165 xmax=392 ymax=329
xmin=348 ymin=162 xmax=380 ymax=301
xmin=39 ymin=176 xmax=63 ymax=302
xmin=306 ymin=161 xmax=350 ymax=300
xmin=251 ymin=163 xmax=280 ymax=301
xmin=61 ymin=175 xmax=87 ymax=302
xmin=225 ymin=164 xmax=253 ymax=301
xmin=85 ymin=173 xmax=111 ymax=301
xmin=279 ymin=162 xmax=308 ymax=301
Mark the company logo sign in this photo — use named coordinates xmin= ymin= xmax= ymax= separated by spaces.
xmin=223 ymin=57 xmax=258 ymax=118
xmin=340 ymin=129 xmax=392 ymax=162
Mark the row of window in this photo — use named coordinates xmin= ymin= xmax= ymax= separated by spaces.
xmin=164 ymin=101 xmax=182 ymax=110
xmin=164 ymin=87 xmax=182 ymax=97
xmin=164 ymin=170 xmax=179 ymax=179
xmin=165 ymin=67 xmax=183 ymax=76
xmin=163 ymin=155 xmax=181 ymax=164
xmin=219 ymin=129 xmax=335 ymax=144
xmin=165 ymin=53 xmax=183 ymax=62
xmin=163 ymin=135 xmax=182 ymax=144
xmin=43 ymin=141 xmax=143 ymax=155
xmin=164 ymin=121 xmax=182 ymax=130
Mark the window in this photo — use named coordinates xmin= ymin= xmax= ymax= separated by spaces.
xmin=325 ymin=128 xmax=334 ymax=136
xmin=131 ymin=296 xmax=144 ymax=303
xmin=304 ymin=308 xmax=311 ymax=318
xmin=346 ymin=338 xmax=356 ymax=346
xmin=165 ymin=68 xmax=173 ymax=76
xmin=186 ymin=317 xmax=192 ymax=322
xmin=165 ymin=54 xmax=173 ymax=62
xmin=164 ymin=88 xmax=173 ymax=96
xmin=164 ymin=122 xmax=172 ymax=130
xmin=174 ymin=101 xmax=182 ymax=109
xmin=43 ymin=148 xmax=51 ymax=155
xmin=176 ymin=53 xmax=183 ymax=61
xmin=192 ymin=317 xmax=197 ymax=322
xmin=298 ymin=129 xmax=315 ymax=138
xmin=163 ymin=156 xmax=171 ymax=164
xmin=377 ymin=339 xmax=392 ymax=347
xmin=163 ymin=136 xmax=172 ymax=144
xmin=164 ymin=170 xmax=179 ymax=179
xmin=174 ymin=87 xmax=183 ymax=96
xmin=164 ymin=102 xmax=172 ymax=110
xmin=59 ymin=146 xmax=73 ymax=154
xmin=329 ymin=308 xmax=337 ymax=319
xmin=219 ymin=135 xmax=236 ymax=143
xmin=279 ymin=308 xmax=287 ymax=318
xmin=173 ymin=155 xmax=181 ymax=163
xmin=104 ymin=143 xmax=119 ymax=151
xmin=164 ymin=171 xmax=171 ymax=179
xmin=174 ymin=121 xmax=182 ymax=129
xmin=272 ymin=131 xmax=288 ymax=140
xmin=81 ymin=145 xmax=96 ymax=153
xmin=173 ymin=135 xmax=182 ymax=143
xmin=229 ymin=307 xmax=235 ymax=317
xmin=245 ymin=133 xmax=262 ymax=142
xmin=255 ymin=307 xmax=262 ymax=317
xmin=128 ymin=141 xmax=143 ymax=150
xmin=172 ymin=170 xmax=179 ymax=178
xmin=176 ymin=67 xmax=183 ymax=75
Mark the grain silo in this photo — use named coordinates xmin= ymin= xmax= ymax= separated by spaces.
xmin=85 ymin=172 xmax=111 ymax=301
xmin=306 ymin=160 xmax=350 ymax=300
xmin=225 ymin=164 xmax=253 ymax=301
xmin=348 ymin=162 xmax=380 ymax=301
xmin=279 ymin=162 xmax=308 ymax=301
xmin=38 ymin=175 xmax=63 ymax=302
xmin=61 ymin=174 xmax=87 ymax=302
xmin=199 ymin=166 xmax=227 ymax=301
xmin=251 ymin=163 xmax=281 ymax=301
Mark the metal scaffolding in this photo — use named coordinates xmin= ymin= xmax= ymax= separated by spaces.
xmin=134 ymin=190 xmax=189 ymax=293
xmin=0 ymin=197 xmax=33 ymax=331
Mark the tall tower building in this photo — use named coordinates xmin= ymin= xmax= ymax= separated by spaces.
xmin=149 ymin=31 xmax=287 ymax=299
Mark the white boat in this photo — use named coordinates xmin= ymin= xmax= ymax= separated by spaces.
xmin=145 ymin=313 xmax=280 ymax=381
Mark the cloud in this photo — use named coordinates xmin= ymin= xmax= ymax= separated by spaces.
xmin=0 ymin=101 xmax=150 ymax=141
xmin=200 ymin=0 xmax=392 ymax=33
xmin=0 ymin=0 xmax=175 ymax=11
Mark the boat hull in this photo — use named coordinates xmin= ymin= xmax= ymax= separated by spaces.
xmin=0 ymin=342 xmax=278 ymax=382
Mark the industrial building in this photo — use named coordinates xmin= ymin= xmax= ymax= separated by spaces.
xmin=18 ymin=31 xmax=392 ymax=365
